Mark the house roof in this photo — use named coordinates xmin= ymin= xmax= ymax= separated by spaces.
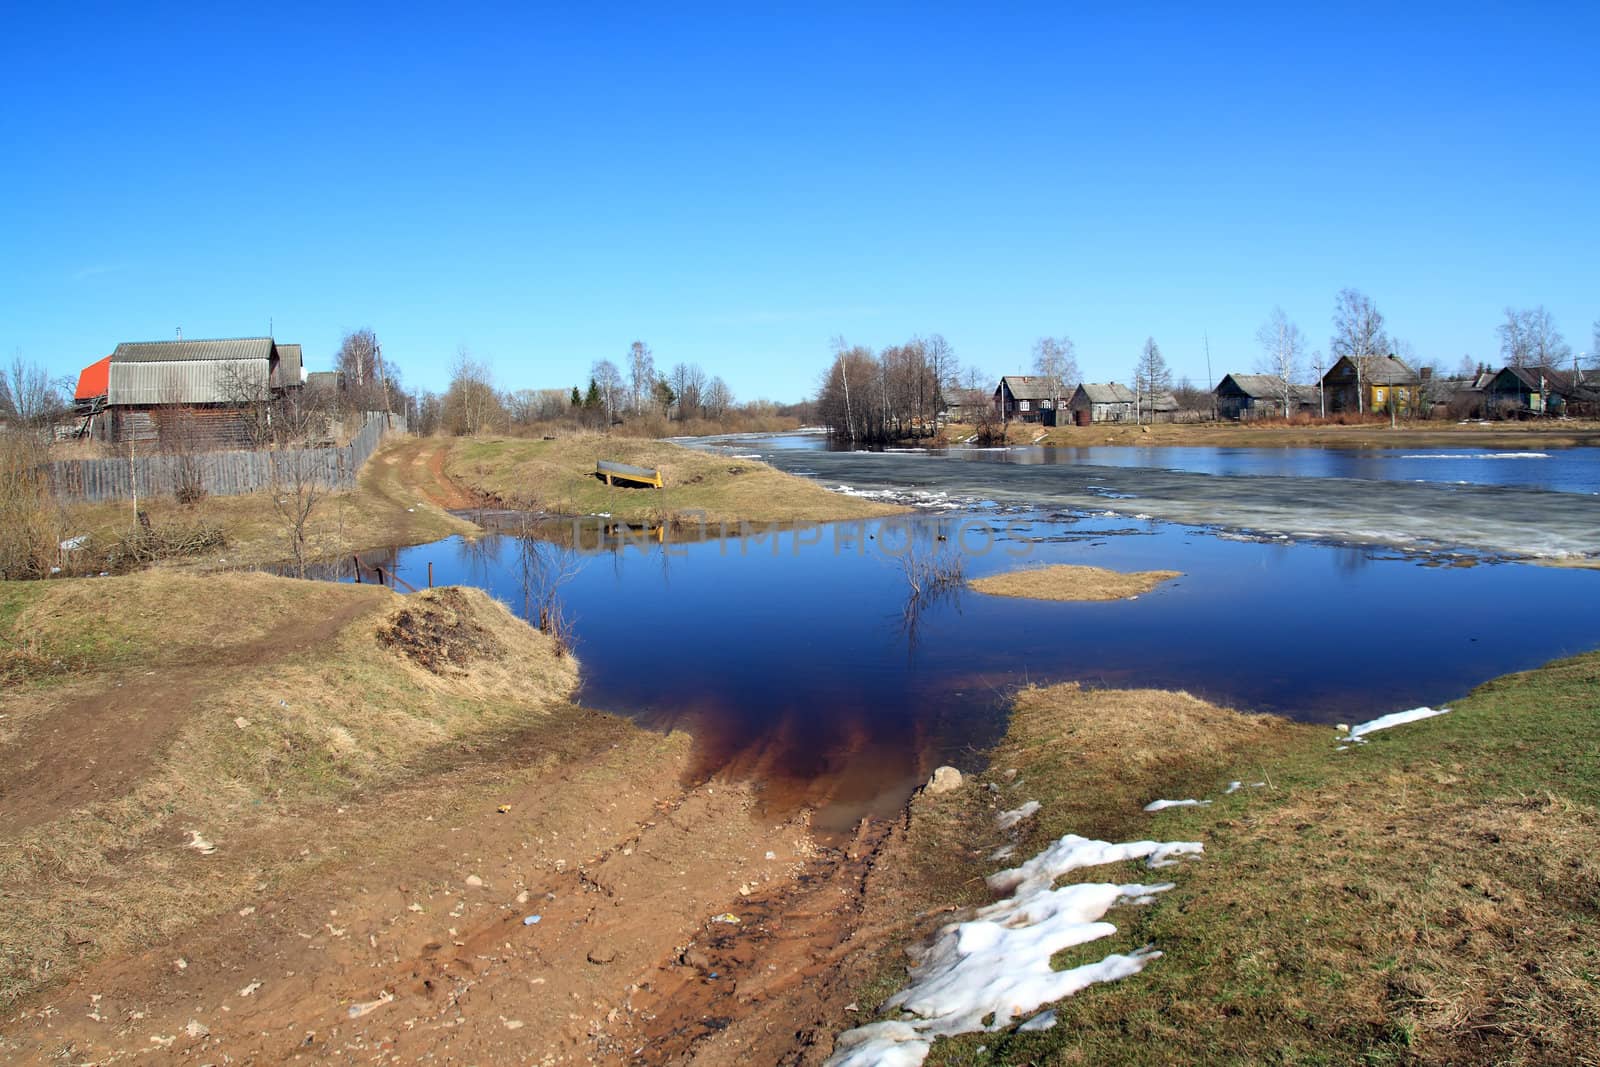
xmin=1493 ymin=365 xmax=1581 ymax=395
xmin=111 ymin=337 xmax=277 ymax=363
xmin=1148 ymin=391 xmax=1180 ymax=411
xmin=1076 ymin=382 xmax=1135 ymax=404
xmin=1216 ymin=373 xmax=1285 ymax=398
xmin=997 ymin=375 xmax=1062 ymax=401
xmin=75 ymin=355 xmax=112 ymax=400
xmin=269 ymin=343 xmax=304 ymax=389
xmin=1326 ymin=354 xmax=1420 ymax=385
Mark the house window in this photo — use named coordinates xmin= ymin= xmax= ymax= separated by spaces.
xmin=1019 ymin=400 xmax=1030 ymax=411
xmin=1398 ymin=388 xmax=1409 ymax=401
xmin=1373 ymin=387 xmax=1387 ymax=405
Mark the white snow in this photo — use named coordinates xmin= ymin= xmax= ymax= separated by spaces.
xmin=1018 ymin=1010 xmax=1057 ymax=1032
xmin=825 ymin=832 xmax=1201 ymax=1067
xmin=1142 ymin=799 xmax=1211 ymax=813
xmin=1223 ymin=781 xmax=1242 ymax=794
xmin=996 ymin=800 xmax=1040 ymax=829
xmin=1344 ymin=706 xmax=1450 ymax=742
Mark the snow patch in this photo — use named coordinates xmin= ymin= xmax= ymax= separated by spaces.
xmin=1343 ymin=706 xmax=1450 ymax=743
xmin=825 ymin=832 xmax=1201 ymax=1067
xmin=1143 ymin=799 xmax=1211 ymax=813
xmin=996 ymin=800 xmax=1040 ymax=829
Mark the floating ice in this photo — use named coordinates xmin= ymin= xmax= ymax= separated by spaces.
xmin=1398 ymin=452 xmax=1548 ymax=460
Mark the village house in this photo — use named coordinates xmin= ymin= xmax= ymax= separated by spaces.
xmin=1320 ymin=354 xmax=1422 ymax=415
xmin=1483 ymin=365 xmax=1595 ymax=418
xmin=1214 ymin=373 xmax=1320 ymax=420
xmin=73 ymin=337 xmax=305 ymax=445
xmin=992 ymin=375 xmax=1065 ymax=424
xmin=1066 ymin=382 xmax=1135 ymax=424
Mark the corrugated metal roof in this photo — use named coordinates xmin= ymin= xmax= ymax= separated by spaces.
xmin=270 ymin=343 xmax=304 ymax=389
xmin=108 ymin=359 xmax=271 ymax=406
xmin=1077 ymin=383 xmax=1135 ymax=404
xmin=111 ymin=337 xmax=275 ymax=363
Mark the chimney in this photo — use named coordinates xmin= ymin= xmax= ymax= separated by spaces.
xmin=1420 ymin=367 xmax=1432 ymax=381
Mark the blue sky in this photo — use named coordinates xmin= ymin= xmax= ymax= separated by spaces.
xmin=4 ymin=3 xmax=1596 ymax=402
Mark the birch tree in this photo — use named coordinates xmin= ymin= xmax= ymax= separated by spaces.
xmin=627 ymin=341 xmax=655 ymax=413
xmin=590 ymin=359 xmax=623 ymax=418
xmin=1254 ymin=307 xmax=1306 ymax=417
xmin=1330 ymin=289 xmax=1390 ymax=413
xmin=1032 ymin=336 xmax=1078 ymax=416
xmin=1498 ymin=306 xmax=1570 ymax=368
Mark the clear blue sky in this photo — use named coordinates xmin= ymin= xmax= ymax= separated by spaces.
xmin=4 ymin=3 xmax=1596 ymax=402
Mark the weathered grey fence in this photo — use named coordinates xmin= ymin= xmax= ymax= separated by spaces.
xmin=47 ymin=412 xmax=406 ymax=503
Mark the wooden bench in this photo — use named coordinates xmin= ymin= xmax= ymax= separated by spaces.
xmin=596 ymin=459 xmax=664 ymax=488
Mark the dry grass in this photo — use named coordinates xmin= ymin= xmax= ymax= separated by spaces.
xmin=55 ymin=460 xmax=477 ymax=573
xmin=969 ymin=563 xmax=1181 ymax=602
xmin=444 ymin=432 xmax=901 ymax=525
xmin=0 ymin=572 xmax=580 ymax=1008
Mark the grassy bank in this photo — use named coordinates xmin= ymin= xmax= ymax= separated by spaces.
xmin=445 ymin=433 xmax=900 ymax=525
xmin=55 ymin=437 xmax=478 ymax=573
xmin=0 ymin=572 xmax=593 ymax=1008
xmin=857 ymin=656 xmax=1600 ymax=1065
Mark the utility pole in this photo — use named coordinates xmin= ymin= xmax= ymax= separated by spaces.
xmin=1203 ymin=332 xmax=1215 ymax=422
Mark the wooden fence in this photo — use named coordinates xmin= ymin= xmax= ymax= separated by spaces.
xmin=47 ymin=412 xmax=406 ymax=503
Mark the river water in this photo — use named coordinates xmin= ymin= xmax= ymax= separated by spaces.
xmin=357 ymin=435 xmax=1600 ymax=829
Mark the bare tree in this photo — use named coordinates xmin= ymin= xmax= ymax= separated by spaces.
xmin=627 ymin=341 xmax=655 ymax=414
xmin=1 ymin=356 xmax=63 ymax=435
xmin=668 ymin=362 xmax=708 ymax=420
xmin=444 ymin=347 xmax=502 ymax=436
xmin=1031 ymin=336 xmax=1078 ymax=419
xmin=1254 ymin=307 xmax=1306 ymax=418
xmin=591 ymin=359 xmax=624 ymax=419
xmin=334 ymin=329 xmax=400 ymax=414
xmin=216 ymin=360 xmax=275 ymax=449
xmin=703 ymin=376 xmax=733 ymax=419
xmin=1499 ymin=306 xmax=1570 ymax=368
xmin=925 ymin=333 xmax=959 ymax=433
xmin=1330 ymin=289 xmax=1390 ymax=413
xmin=271 ymin=449 xmax=323 ymax=578
xmin=1132 ymin=337 xmax=1172 ymax=424
xmin=513 ymin=519 xmax=583 ymax=656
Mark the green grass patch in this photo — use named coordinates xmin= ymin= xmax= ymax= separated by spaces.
xmin=863 ymin=659 xmax=1600 ymax=1065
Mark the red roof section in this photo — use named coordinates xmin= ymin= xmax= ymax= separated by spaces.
xmin=75 ymin=355 xmax=112 ymax=400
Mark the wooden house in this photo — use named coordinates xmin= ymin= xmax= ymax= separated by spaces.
xmin=1321 ymin=355 xmax=1421 ymax=414
xmin=1215 ymin=373 xmax=1318 ymax=420
xmin=1067 ymin=382 xmax=1135 ymax=424
xmin=993 ymin=375 xmax=1064 ymax=424
xmin=1483 ymin=365 xmax=1594 ymax=417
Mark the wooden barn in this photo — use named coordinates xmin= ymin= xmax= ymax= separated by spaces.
xmin=73 ymin=337 xmax=305 ymax=446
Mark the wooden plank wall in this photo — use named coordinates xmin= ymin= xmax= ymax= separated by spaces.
xmin=46 ymin=412 xmax=405 ymax=503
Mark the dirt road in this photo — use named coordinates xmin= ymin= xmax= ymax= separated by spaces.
xmin=0 ymin=576 xmax=906 ymax=1065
